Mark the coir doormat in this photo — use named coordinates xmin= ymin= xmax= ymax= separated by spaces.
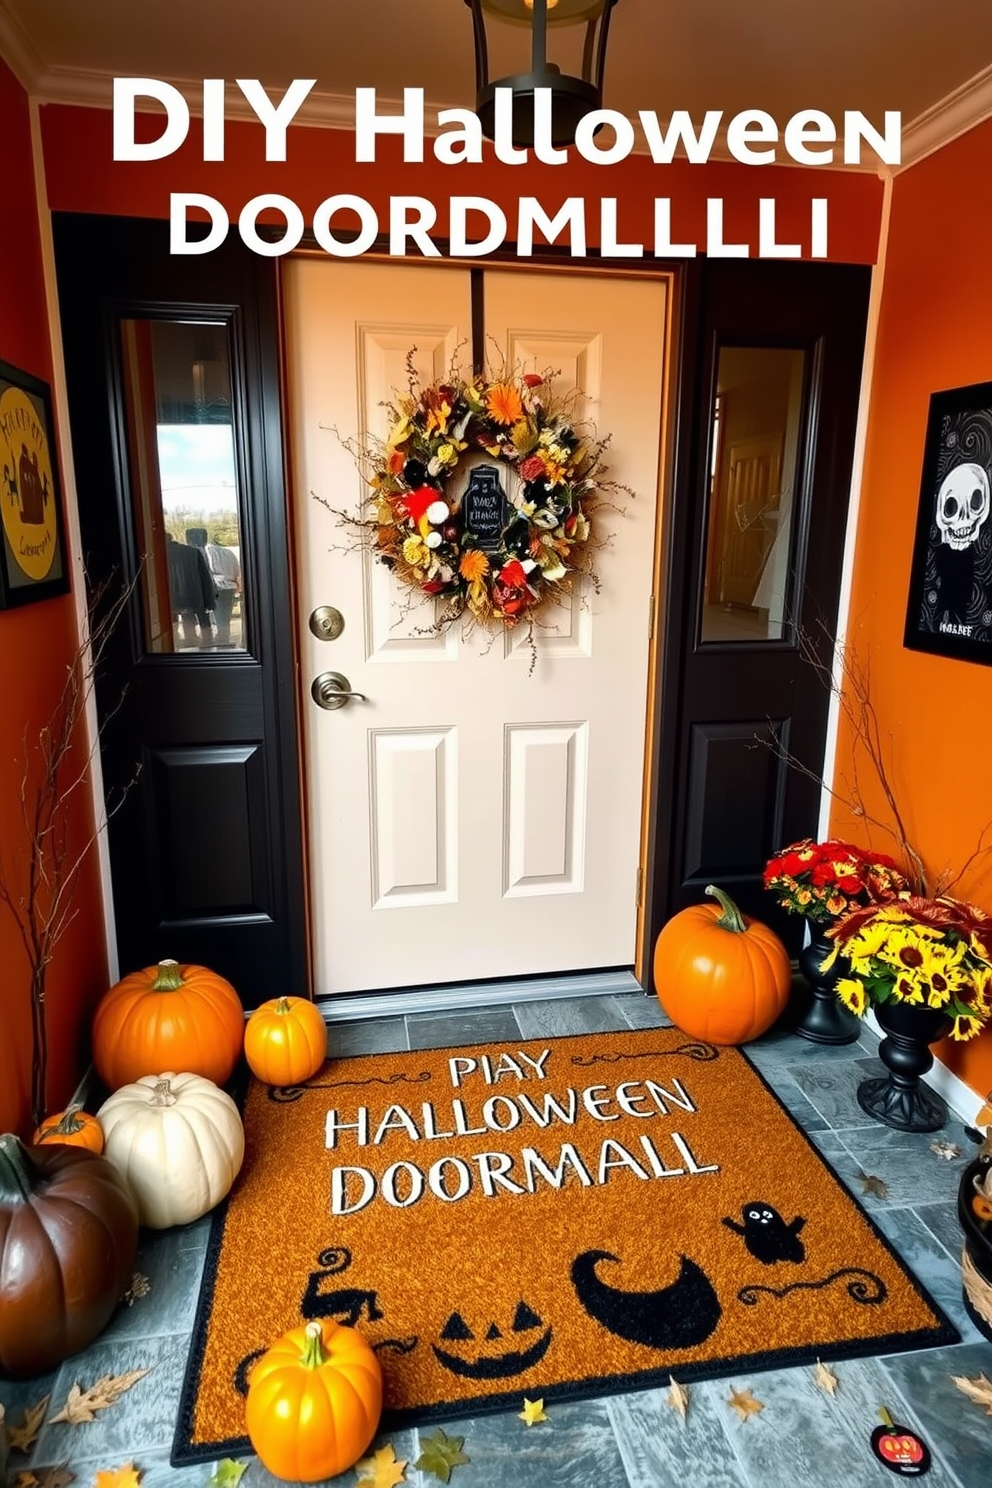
xmin=172 ymin=1026 xmax=957 ymax=1464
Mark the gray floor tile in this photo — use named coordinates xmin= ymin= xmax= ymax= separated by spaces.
xmin=614 ymin=993 xmax=674 ymax=1029
xmin=754 ymin=1067 xmax=830 ymax=1133
xmin=870 ymin=1206 xmax=979 ymax=1343
xmin=744 ymin=1023 xmax=878 ymax=1069
xmin=328 ymin=1016 xmax=411 ymax=1058
xmin=410 ymin=1400 xmax=632 ymax=1488
xmin=880 ymin=1341 xmax=992 ymax=1488
xmin=513 ymin=996 xmax=634 ymax=1038
xmin=175 ymin=1212 xmax=213 ymax=1254
xmin=914 ymin=1201 xmax=969 ymax=1260
xmin=829 ymin=1123 xmax=975 ymax=1212
xmin=0 ymin=1369 xmax=60 ymax=1469
xmin=98 ymin=1444 xmax=230 ymax=1488
xmin=405 ymin=1007 xmax=524 ymax=1049
xmin=698 ymin=1355 xmax=962 ymax=1488
xmin=786 ymin=1055 xmax=887 ymax=1129
xmin=807 ymin=1129 xmax=852 ymax=1159
xmin=99 ymin=1228 xmax=206 ymax=1344
xmin=32 ymin=1333 xmax=191 ymax=1467
xmin=243 ymin=1428 xmax=421 ymax=1487
xmin=606 ymin=1384 xmax=748 ymax=1486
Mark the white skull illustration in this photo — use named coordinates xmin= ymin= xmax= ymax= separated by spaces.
xmin=935 ymin=462 xmax=990 ymax=550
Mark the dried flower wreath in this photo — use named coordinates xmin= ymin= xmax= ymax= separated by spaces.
xmin=331 ymin=357 xmax=625 ymax=638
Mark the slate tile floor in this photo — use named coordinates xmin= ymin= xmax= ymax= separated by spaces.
xmin=4 ymin=992 xmax=991 ymax=1488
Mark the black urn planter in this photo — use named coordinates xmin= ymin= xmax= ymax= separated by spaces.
xmin=957 ymin=1154 xmax=992 ymax=1342
xmin=793 ymin=922 xmax=861 ymax=1045
xmin=856 ymin=1001 xmax=952 ymax=1132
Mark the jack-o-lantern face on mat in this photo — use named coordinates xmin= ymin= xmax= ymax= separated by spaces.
xmin=432 ymin=1300 xmax=552 ymax=1379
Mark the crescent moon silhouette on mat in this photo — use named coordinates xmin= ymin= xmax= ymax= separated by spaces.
xmin=571 ymin=1249 xmax=722 ymax=1350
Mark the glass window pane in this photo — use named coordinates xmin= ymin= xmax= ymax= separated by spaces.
xmin=700 ymin=346 xmax=806 ymax=644
xmin=120 ymin=318 xmax=247 ymax=655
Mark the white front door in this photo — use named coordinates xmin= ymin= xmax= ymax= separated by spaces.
xmin=284 ymin=259 xmax=668 ymax=994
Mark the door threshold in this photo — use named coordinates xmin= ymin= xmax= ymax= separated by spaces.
xmin=315 ymin=968 xmax=643 ymax=1023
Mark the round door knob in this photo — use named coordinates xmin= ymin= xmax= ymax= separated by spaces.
xmin=311 ymin=671 xmax=368 ymax=710
xmin=309 ymin=605 xmax=345 ymax=641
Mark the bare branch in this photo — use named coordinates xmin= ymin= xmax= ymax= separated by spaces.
xmin=756 ymin=614 xmax=990 ymax=899
xmin=0 ymin=570 xmax=138 ymax=1127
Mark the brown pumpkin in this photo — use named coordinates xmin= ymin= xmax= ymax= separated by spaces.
xmin=243 ymin=996 xmax=327 ymax=1086
xmin=653 ymin=884 xmax=791 ymax=1044
xmin=0 ymin=1133 xmax=139 ymax=1376
xmin=91 ymin=958 xmax=245 ymax=1090
xmin=32 ymin=1105 xmax=104 ymax=1154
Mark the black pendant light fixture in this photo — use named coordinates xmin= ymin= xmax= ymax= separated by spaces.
xmin=463 ymin=0 xmax=621 ymax=149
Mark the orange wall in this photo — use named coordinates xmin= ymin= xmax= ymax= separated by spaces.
xmin=0 ymin=59 xmax=108 ymax=1137
xmin=40 ymin=103 xmax=884 ymax=264
xmin=832 ymin=118 xmax=992 ymax=1101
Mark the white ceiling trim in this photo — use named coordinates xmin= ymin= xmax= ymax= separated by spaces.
xmin=14 ymin=68 xmax=877 ymax=171
xmin=0 ymin=0 xmax=42 ymax=91
xmin=5 ymin=25 xmax=990 ymax=177
xmin=896 ymin=61 xmax=992 ymax=171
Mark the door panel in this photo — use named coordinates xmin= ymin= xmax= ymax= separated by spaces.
xmin=285 ymin=260 xmax=667 ymax=994
xmin=650 ymin=260 xmax=871 ymax=955
xmin=53 ymin=214 xmax=307 ymax=1005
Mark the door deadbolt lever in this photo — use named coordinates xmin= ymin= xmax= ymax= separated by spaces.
xmin=311 ymin=671 xmax=368 ymax=710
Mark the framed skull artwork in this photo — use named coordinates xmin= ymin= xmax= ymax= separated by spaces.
xmin=904 ymin=379 xmax=992 ymax=666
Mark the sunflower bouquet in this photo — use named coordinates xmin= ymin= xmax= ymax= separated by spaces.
xmin=763 ymin=837 xmax=909 ymax=924
xmin=825 ymin=896 xmax=992 ymax=1041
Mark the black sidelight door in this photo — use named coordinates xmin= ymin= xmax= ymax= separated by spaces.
xmin=648 ymin=259 xmax=872 ymax=956
xmin=53 ymin=214 xmax=307 ymax=1007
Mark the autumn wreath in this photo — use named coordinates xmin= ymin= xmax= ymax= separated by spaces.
xmin=349 ymin=365 xmax=616 ymax=630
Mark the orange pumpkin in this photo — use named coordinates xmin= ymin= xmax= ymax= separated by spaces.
xmin=91 ymin=959 xmax=245 ymax=1091
xmin=245 ymin=1319 xmax=382 ymax=1481
xmin=243 ymin=996 xmax=327 ymax=1086
xmin=32 ymin=1105 xmax=104 ymax=1154
xmin=653 ymin=884 xmax=791 ymax=1045
xmin=972 ymin=1192 xmax=992 ymax=1223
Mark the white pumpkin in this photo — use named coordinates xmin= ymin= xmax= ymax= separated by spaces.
xmin=97 ymin=1072 xmax=244 ymax=1228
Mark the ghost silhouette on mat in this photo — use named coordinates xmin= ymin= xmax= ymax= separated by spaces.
xmin=723 ymin=1203 xmax=806 ymax=1264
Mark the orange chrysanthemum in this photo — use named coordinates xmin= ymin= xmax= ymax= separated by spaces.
xmin=486 ymin=382 xmax=524 ymax=426
xmin=459 ymin=550 xmax=490 ymax=582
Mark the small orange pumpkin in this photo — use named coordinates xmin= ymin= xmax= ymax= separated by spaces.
xmin=653 ymin=884 xmax=791 ymax=1045
xmin=91 ymin=959 xmax=245 ymax=1091
xmin=243 ymin=996 xmax=327 ymax=1086
xmin=32 ymin=1105 xmax=104 ymax=1154
xmin=245 ymin=1319 xmax=382 ymax=1481
xmin=972 ymin=1192 xmax=992 ymax=1223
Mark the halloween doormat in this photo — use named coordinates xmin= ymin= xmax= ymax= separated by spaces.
xmin=172 ymin=1027 xmax=958 ymax=1464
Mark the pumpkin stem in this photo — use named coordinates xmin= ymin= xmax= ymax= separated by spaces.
xmin=151 ymin=959 xmax=186 ymax=992
xmin=150 ymin=1079 xmax=178 ymax=1107
xmin=274 ymin=997 xmax=292 ymax=1015
xmin=300 ymin=1320 xmax=329 ymax=1369
xmin=705 ymin=884 xmax=747 ymax=933
xmin=0 ymin=1133 xmax=38 ymax=1203
xmin=48 ymin=1105 xmax=85 ymax=1136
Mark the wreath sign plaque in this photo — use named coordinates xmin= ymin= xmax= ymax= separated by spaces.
xmin=462 ymin=464 xmax=507 ymax=553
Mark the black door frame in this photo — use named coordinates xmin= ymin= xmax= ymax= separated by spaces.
xmin=640 ymin=257 xmax=872 ymax=975
xmin=53 ymin=213 xmax=309 ymax=1005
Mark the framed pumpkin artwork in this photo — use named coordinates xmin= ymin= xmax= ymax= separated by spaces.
xmin=0 ymin=357 xmax=70 ymax=609
xmin=903 ymin=378 xmax=992 ymax=667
